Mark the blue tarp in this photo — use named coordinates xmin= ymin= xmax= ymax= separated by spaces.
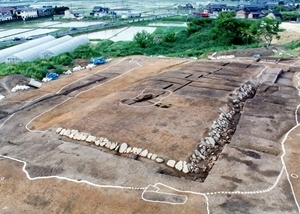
xmin=46 ymin=72 xmax=59 ymax=80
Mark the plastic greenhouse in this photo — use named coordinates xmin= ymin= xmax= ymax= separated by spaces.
xmin=40 ymin=35 xmax=89 ymax=59
xmin=5 ymin=35 xmax=73 ymax=64
xmin=0 ymin=36 xmax=55 ymax=63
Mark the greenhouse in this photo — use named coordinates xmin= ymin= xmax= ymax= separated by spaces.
xmin=39 ymin=35 xmax=89 ymax=59
xmin=0 ymin=36 xmax=55 ymax=63
xmin=5 ymin=35 xmax=73 ymax=64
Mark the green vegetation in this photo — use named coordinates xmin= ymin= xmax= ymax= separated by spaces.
xmin=0 ymin=12 xmax=285 ymax=80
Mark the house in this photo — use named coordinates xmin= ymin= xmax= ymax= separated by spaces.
xmin=0 ymin=7 xmax=13 ymax=21
xmin=63 ymin=10 xmax=82 ymax=19
xmin=37 ymin=6 xmax=54 ymax=17
xmin=92 ymin=6 xmax=109 ymax=17
xmin=110 ymin=8 xmax=131 ymax=17
xmin=93 ymin=6 xmax=109 ymax=13
xmin=236 ymin=5 xmax=264 ymax=19
xmin=266 ymin=11 xmax=282 ymax=20
xmin=177 ymin=3 xmax=194 ymax=9
xmin=204 ymin=4 xmax=236 ymax=16
xmin=15 ymin=7 xmax=38 ymax=19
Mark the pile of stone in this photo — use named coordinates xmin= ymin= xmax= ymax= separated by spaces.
xmin=55 ymin=128 xmax=164 ymax=164
xmin=166 ymin=159 xmax=190 ymax=174
xmin=188 ymin=80 xmax=259 ymax=174
xmin=72 ymin=65 xmax=85 ymax=72
xmin=11 ymin=85 xmax=30 ymax=93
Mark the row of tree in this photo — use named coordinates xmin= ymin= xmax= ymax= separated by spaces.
xmin=134 ymin=12 xmax=282 ymax=50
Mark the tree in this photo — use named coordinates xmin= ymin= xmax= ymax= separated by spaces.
xmin=211 ymin=11 xmax=248 ymax=46
xmin=253 ymin=17 xmax=283 ymax=48
xmin=133 ymin=30 xmax=153 ymax=48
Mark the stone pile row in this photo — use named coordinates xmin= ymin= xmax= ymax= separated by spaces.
xmin=166 ymin=159 xmax=190 ymax=174
xmin=188 ymin=80 xmax=259 ymax=174
xmin=11 ymin=85 xmax=30 ymax=93
xmin=55 ymin=127 xmax=164 ymax=163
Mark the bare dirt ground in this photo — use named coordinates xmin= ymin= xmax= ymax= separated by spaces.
xmin=0 ymin=47 xmax=300 ymax=213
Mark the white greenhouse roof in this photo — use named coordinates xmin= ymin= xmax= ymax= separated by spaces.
xmin=0 ymin=35 xmax=55 ymax=63
xmin=40 ymin=35 xmax=89 ymax=59
xmin=6 ymin=35 xmax=73 ymax=63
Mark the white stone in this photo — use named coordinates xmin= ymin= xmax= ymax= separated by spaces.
xmin=81 ymin=134 xmax=88 ymax=141
xmin=132 ymin=147 xmax=137 ymax=154
xmin=115 ymin=145 xmax=120 ymax=151
xmin=175 ymin=161 xmax=183 ymax=171
xmin=71 ymin=129 xmax=79 ymax=134
xmin=63 ymin=129 xmax=71 ymax=136
xmin=74 ymin=133 xmax=81 ymax=140
xmin=119 ymin=143 xmax=128 ymax=153
xmin=100 ymin=141 xmax=106 ymax=147
xmin=147 ymin=153 xmax=152 ymax=159
xmin=99 ymin=137 xmax=104 ymax=142
xmin=86 ymin=135 xmax=96 ymax=143
xmin=156 ymin=157 xmax=164 ymax=163
xmin=95 ymin=140 xmax=100 ymax=146
xmin=167 ymin=160 xmax=176 ymax=168
xmin=126 ymin=147 xmax=132 ymax=153
xmin=151 ymin=154 xmax=157 ymax=160
xmin=105 ymin=141 xmax=111 ymax=148
xmin=182 ymin=161 xmax=189 ymax=173
xmin=110 ymin=142 xmax=116 ymax=150
xmin=140 ymin=149 xmax=148 ymax=157
xmin=207 ymin=137 xmax=216 ymax=146
xmin=59 ymin=129 xmax=66 ymax=135
xmin=136 ymin=148 xmax=142 ymax=154
xmin=68 ymin=133 xmax=74 ymax=139
xmin=56 ymin=127 xmax=62 ymax=133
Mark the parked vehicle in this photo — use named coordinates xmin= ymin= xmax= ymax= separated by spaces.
xmin=13 ymin=37 xmax=21 ymax=41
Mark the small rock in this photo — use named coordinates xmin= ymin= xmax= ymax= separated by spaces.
xmin=136 ymin=148 xmax=142 ymax=155
xmin=182 ymin=161 xmax=189 ymax=173
xmin=110 ymin=142 xmax=116 ymax=150
xmin=95 ymin=140 xmax=100 ymax=146
xmin=59 ymin=129 xmax=66 ymax=135
xmin=194 ymin=168 xmax=200 ymax=174
xmin=126 ymin=147 xmax=132 ymax=153
xmin=207 ymin=137 xmax=216 ymax=146
xmin=166 ymin=160 xmax=176 ymax=168
xmin=56 ymin=127 xmax=62 ymax=133
xmin=140 ymin=149 xmax=148 ymax=157
xmin=156 ymin=157 xmax=164 ymax=163
xmin=115 ymin=145 xmax=120 ymax=151
xmin=151 ymin=154 xmax=157 ymax=160
xmin=68 ymin=133 xmax=74 ymax=139
xmin=175 ymin=161 xmax=183 ymax=171
xmin=74 ymin=133 xmax=81 ymax=140
xmin=86 ymin=135 xmax=96 ymax=143
xmin=105 ymin=141 xmax=111 ymax=148
xmin=147 ymin=153 xmax=152 ymax=159
xmin=119 ymin=143 xmax=128 ymax=153
xmin=195 ymin=149 xmax=201 ymax=156
xmin=71 ymin=130 xmax=79 ymax=134
xmin=63 ymin=129 xmax=71 ymax=136
xmin=99 ymin=140 xmax=106 ymax=147
xmin=80 ymin=134 xmax=88 ymax=141
xmin=132 ymin=147 xmax=137 ymax=154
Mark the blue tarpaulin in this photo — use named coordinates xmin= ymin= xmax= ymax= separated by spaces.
xmin=46 ymin=72 xmax=59 ymax=80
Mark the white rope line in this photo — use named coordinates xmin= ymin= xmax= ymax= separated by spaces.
xmin=0 ymin=60 xmax=299 ymax=213
xmin=0 ymin=114 xmax=15 ymax=129
xmin=0 ymin=155 xmax=145 ymax=190
xmin=24 ymin=57 xmax=142 ymax=132
xmin=25 ymin=97 xmax=72 ymax=133
xmin=56 ymin=58 xmax=127 ymax=94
